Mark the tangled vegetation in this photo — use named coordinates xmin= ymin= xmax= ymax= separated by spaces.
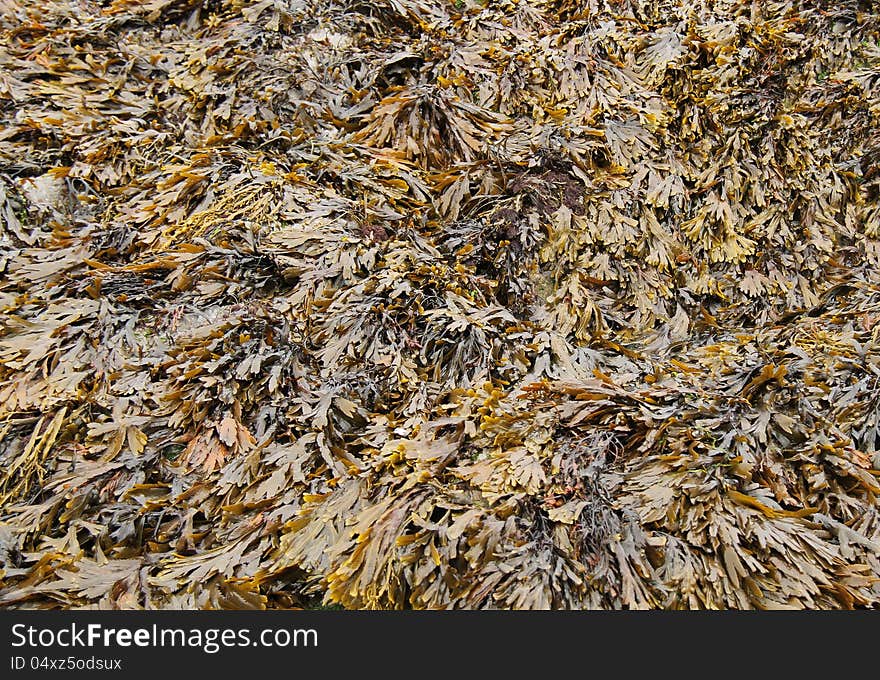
xmin=1 ymin=0 xmax=880 ymax=609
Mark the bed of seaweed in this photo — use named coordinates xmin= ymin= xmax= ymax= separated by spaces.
xmin=1 ymin=0 xmax=880 ymax=609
